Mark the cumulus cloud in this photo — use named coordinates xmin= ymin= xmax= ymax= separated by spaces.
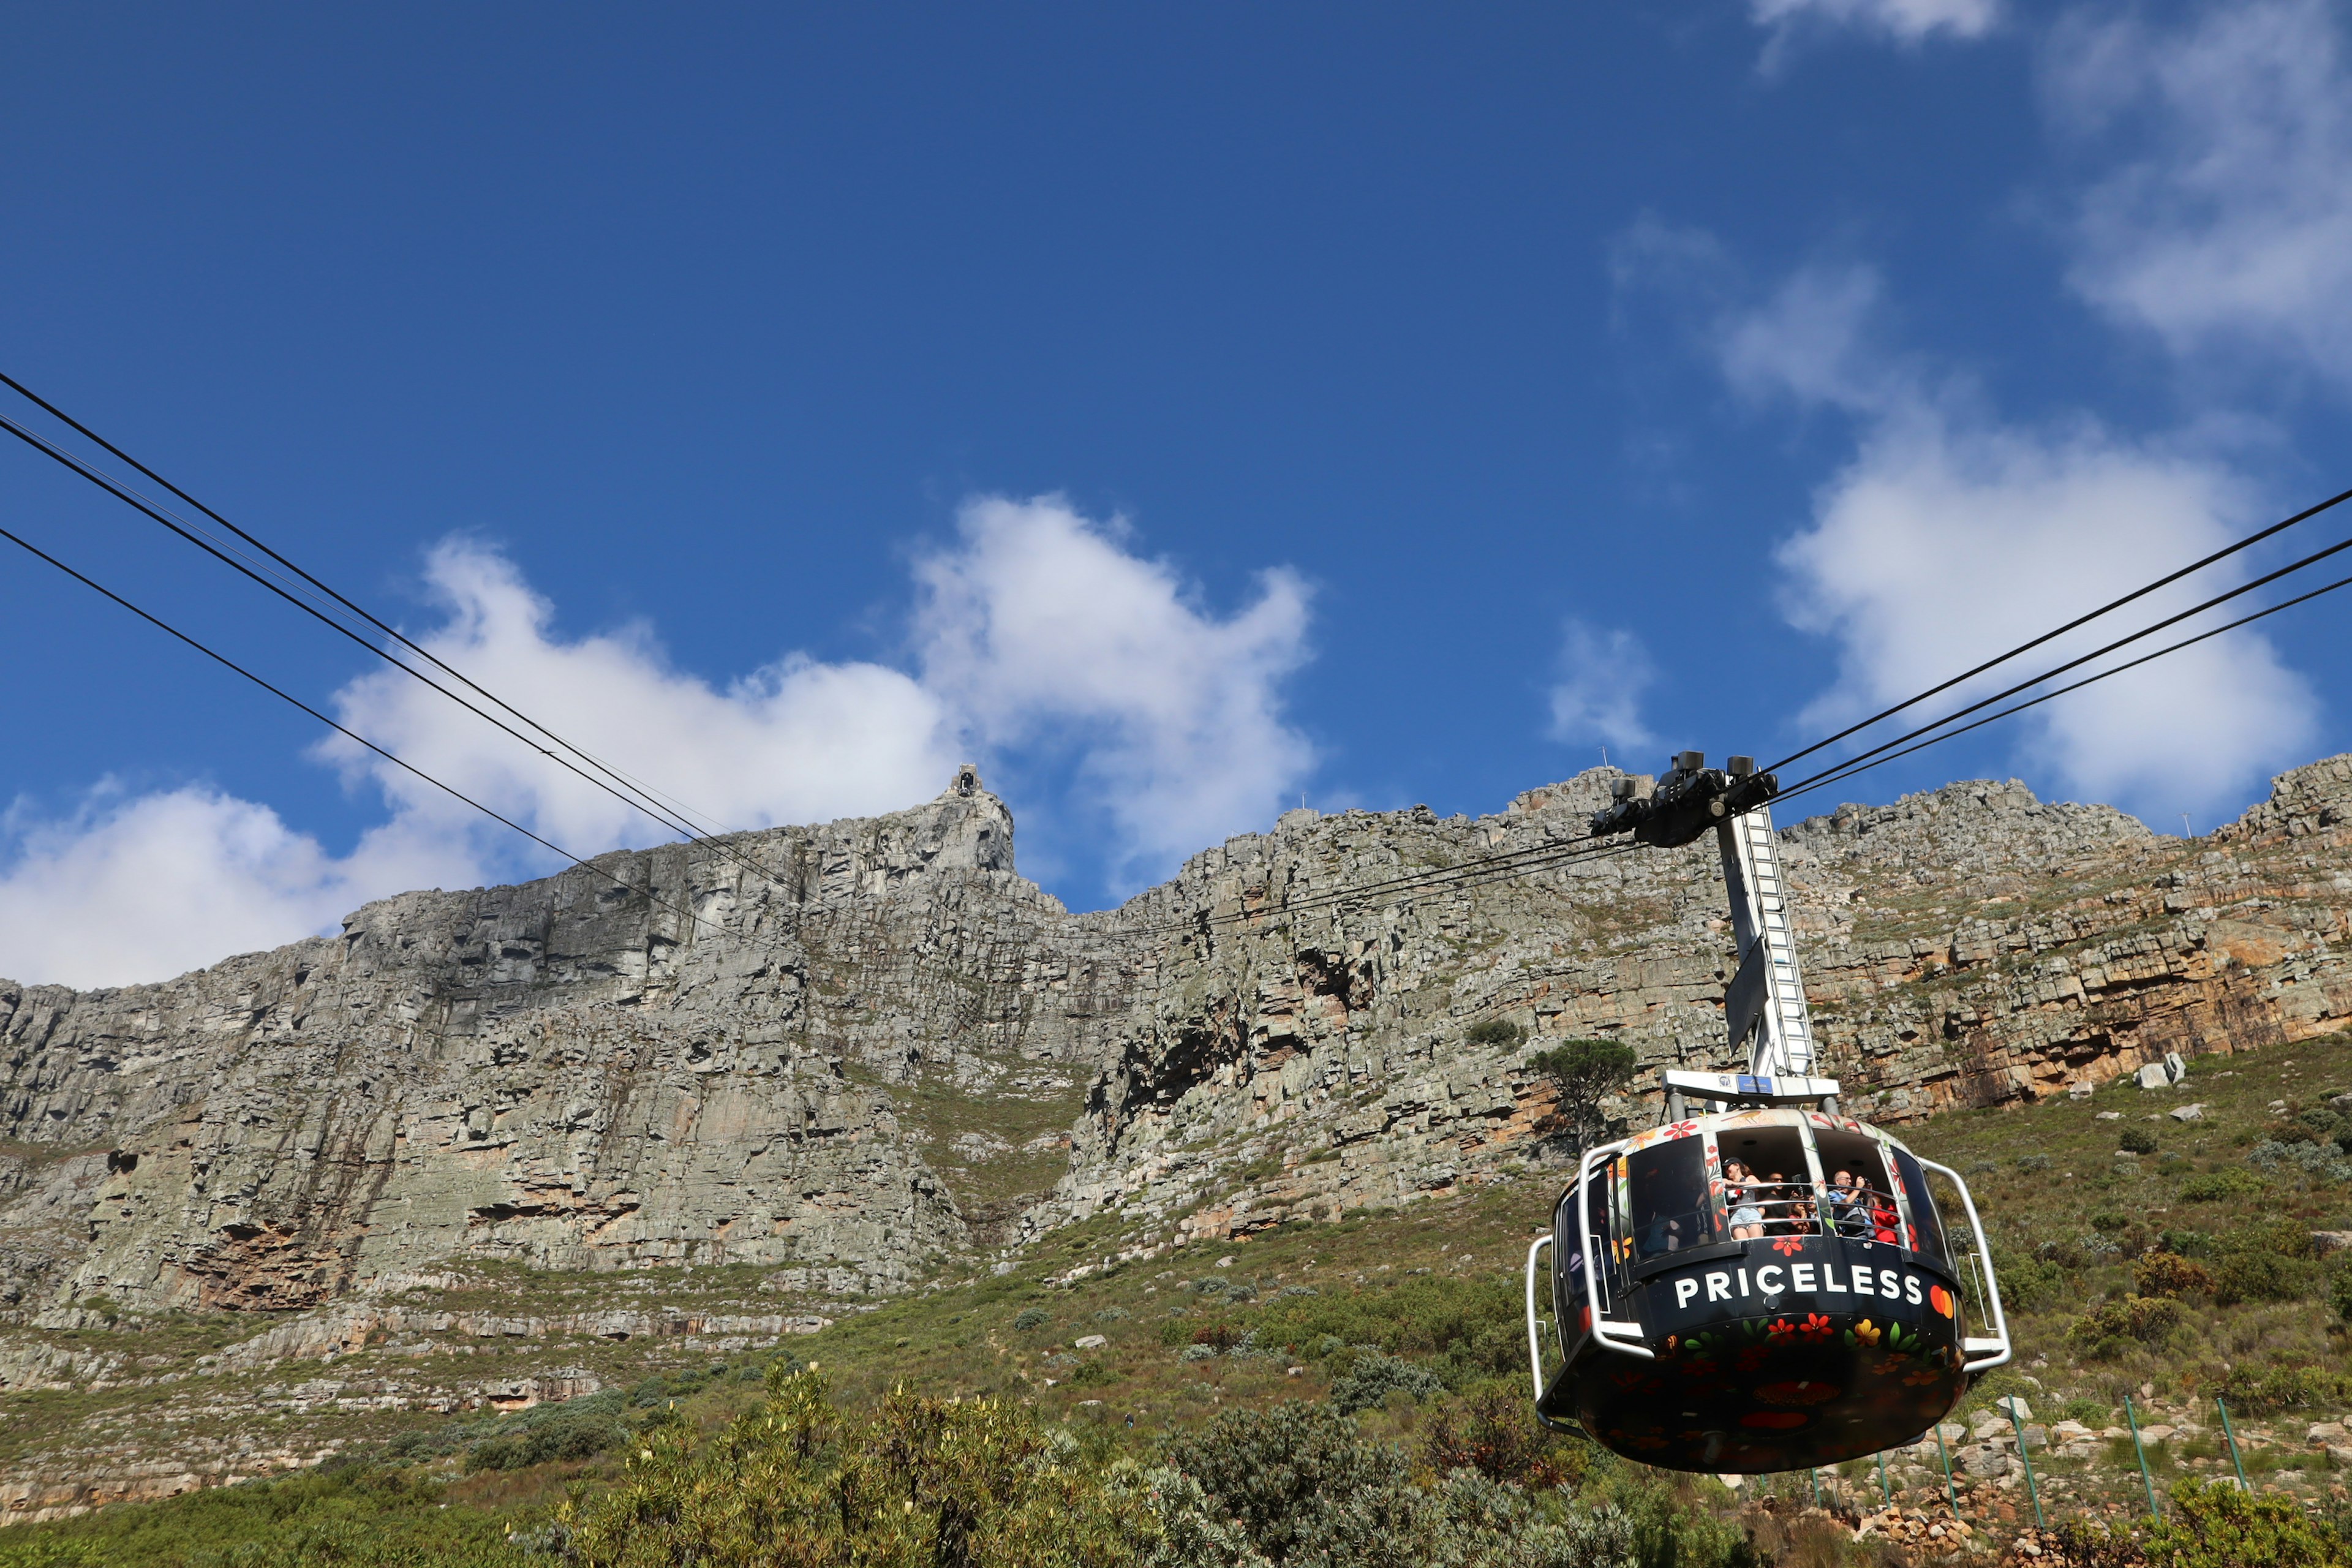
xmin=2049 ymin=0 xmax=2352 ymax=389
xmin=1697 ymin=254 xmax=2320 ymax=816
xmin=321 ymin=540 xmax=960 ymax=858
xmin=913 ymin=496 xmax=1314 ymax=889
xmin=1774 ymin=408 xmax=2318 ymax=813
xmin=1 ymin=499 xmax=1317 ymax=987
xmin=1548 ymin=622 xmax=1662 ymax=764
xmin=1751 ymin=0 xmax=1999 ymax=61
xmin=0 ymin=785 xmax=476 ymax=991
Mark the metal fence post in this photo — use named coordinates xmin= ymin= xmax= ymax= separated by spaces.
xmin=2124 ymin=1394 xmax=2159 ymax=1519
xmin=1934 ymin=1423 xmax=1960 ymax=1518
xmin=1877 ymin=1450 xmax=1891 ymax=1507
xmin=2008 ymin=1406 xmax=2045 ymax=1529
xmin=1809 ymin=1468 xmax=1820 ymax=1508
xmin=2217 ymin=1396 xmax=2250 ymax=1493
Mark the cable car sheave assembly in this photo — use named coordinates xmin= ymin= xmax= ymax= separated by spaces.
xmin=1523 ymin=751 xmax=2009 ymax=1474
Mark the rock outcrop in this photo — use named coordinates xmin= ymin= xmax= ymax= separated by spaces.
xmin=4 ymin=756 xmax=2350 ymax=1314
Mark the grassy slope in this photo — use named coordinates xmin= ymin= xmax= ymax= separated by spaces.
xmin=6 ymin=1030 xmax=2350 ymax=1562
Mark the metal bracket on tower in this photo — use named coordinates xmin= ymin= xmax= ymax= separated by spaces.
xmin=1592 ymin=751 xmax=1840 ymax=1115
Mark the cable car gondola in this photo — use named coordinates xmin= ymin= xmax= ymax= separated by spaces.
xmin=1524 ymin=753 xmax=2009 ymax=1474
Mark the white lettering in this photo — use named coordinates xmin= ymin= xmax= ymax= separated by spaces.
xmin=1880 ymin=1268 xmax=1901 ymax=1297
xmin=1706 ymin=1273 xmax=1733 ymax=1303
xmin=1757 ymin=1264 xmax=1785 ymax=1294
xmin=1853 ymin=1266 xmax=1875 ymax=1297
xmin=1820 ymin=1263 xmax=1843 ymax=1292
xmin=1792 ymin=1263 xmax=1817 ymax=1291
xmin=1676 ymin=1278 xmax=1700 ymax=1310
xmin=1905 ymin=1275 xmax=1923 ymax=1305
xmin=1736 ymin=1268 xmax=1751 ymax=1297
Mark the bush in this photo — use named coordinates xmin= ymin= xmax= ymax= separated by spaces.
xmin=2001 ymin=1255 xmax=2071 ymax=1311
xmin=1160 ymin=1401 xmax=1634 ymax=1568
xmin=2144 ymin=1476 xmax=2352 ymax=1568
xmin=2158 ymin=1229 xmax=2215 ymax=1258
xmin=2060 ymin=1396 xmax=2111 ymax=1427
xmin=1420 ymin=1382 xmax=1586 ymax=1491
xmin=1014 ymin=1307 xmax=1051 ymax=1331
xmin=1465 ymin=1018 xmax=1527 ymax=1050
xmin=2119 ymin=1126 xmax=2160 ymax=1155
xmin=2016 ymin=1153 xmax=2053 ymax=1172
xmin=1328 ymin=1351 xmax=1449 ymax=1414
xmin=2247 ymin=1140 xmax=2352 ymax=1182
xmin=2332 ymin=1268 xmax=2352 ymax=1324
xmin=2212 ymin=1250 xmax=2322 ymax=1306
xmin=2214 ymin=1362 xmax=2352 ymax=1415
xmin=2135 ymin=1251 xmax=2215 ymax=1298
xmin=2068 ymin=1294 xmax=2182 ymax=1357
xmin=2179 ymin=1168 xmax=2267 ymax=1201
xmin=559 ymin=1368 xmax=1153 ymax=1567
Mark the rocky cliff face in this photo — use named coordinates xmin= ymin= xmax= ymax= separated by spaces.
xmin=6 ymin=757 xmax=2350 ymax=1317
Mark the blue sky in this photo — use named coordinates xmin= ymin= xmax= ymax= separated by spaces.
xmin=3 ymin=1 xmax=2348 ymax=986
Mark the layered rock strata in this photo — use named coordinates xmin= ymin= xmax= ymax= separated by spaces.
xmin=3 ymin=757 xmax=2349 ymax=1314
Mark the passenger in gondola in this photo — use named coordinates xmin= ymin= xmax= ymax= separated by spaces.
xmin=1724 ymin=1160 xmax=1765 ymax=1240
xmin=1827 ymin=1169 xmax=1868 ymax=1237
xmin=1866 ymin=1183 xmax=1900 ymax=1245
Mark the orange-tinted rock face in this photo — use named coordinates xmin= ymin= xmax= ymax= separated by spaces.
xmin=4 ymin=756 xmax=2350 ymax=1308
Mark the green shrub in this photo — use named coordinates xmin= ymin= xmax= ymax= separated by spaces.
xmin=2144 ymin=1476 xmax=2352 ymax=1567
xmin=1327 ymin=1351 xmax=1448 ymax=1414
xmin=2002 ymin=1255 xmax=2070 ymax=1311
xmin=1013 ymin=1307 xmax=1051 ymax=1331
xmin=2119 ymin=1126 xmax=2160 ymax=1155
xmin=2179 ymin=1168 xmax=2267 ymax=1201
xmin=2332 ymin=1268 xmax=2352 ymax=1324
xmin=2247 ymin=1140 xmax=2352 ymax=1182
xmin=1420 ymin=1382 xmax=1586 ymax=1490
xmin=2214 ymin=1362 xmax=2352 ymax=1415
xmin=2212 ymin=1251 xmax=2321 ymax=1306
xmin=2068 ymin=1294 xmax=2182 ymax=1357
xmin=1161 ymin=1401 xmax=1635 ymax=1568
xmin=1465 ymin=1018 xmax=1527 ymax=1049
xmin=2158 ymin=1229 xmax=2215 ymax=1258
xmin=2016 ymin=1153 xmax=2053 ymax=1172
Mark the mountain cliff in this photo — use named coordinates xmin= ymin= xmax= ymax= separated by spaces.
xmin=4 ymin=756 xmax=2350 ymax=1322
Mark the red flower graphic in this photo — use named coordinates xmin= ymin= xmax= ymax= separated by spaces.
xmin=1662 ymin=1120 xmax=1700 ymax=1141
xmin=1735 ymin=1346 xmax=1770 ymax=1372
xmin=1766 ymin=1317 xmax=1795 ymax=1338
xmin=1796 ymin=1313 xmax=1834 ymax=1342
xmin=1771 ymin=1237 xmax=1804 ymax=1257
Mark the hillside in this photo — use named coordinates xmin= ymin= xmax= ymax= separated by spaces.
xmin=0 ymin=755 xmax=2348 ymax=1542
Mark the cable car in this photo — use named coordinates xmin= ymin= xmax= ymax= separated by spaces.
xmin=1523 ymin=754 xmax=2010 ymax=1474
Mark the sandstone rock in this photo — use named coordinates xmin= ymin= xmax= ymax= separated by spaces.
xmin=1072 ymin=1334 xmax=1107 ymax=1350
xmin=2315 ymin=1234 xmax=2352 ymax=1256
xmin=2169 ymin=1103 xmax=2206 ymax=1121
xmin=2095 ymin=1111 xmax=2122 ymax=1121
xmin=2 ymin=755 xmax=2350 ymax=1323
xmin=2308 ymin=1422 xmax=2346 ymax=1443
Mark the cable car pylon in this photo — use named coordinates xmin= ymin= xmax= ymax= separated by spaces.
xmin=1525 ymin=752 xmax=2010 ymax=1474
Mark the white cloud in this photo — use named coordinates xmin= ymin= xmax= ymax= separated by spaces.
xmin=1720 ymin=263 xmax=1895 ymax=414
xmin=320 ymin=540 xmax=960 ymax=858
xmin=913 ymin=496 xmax=1315 ymax=889
xmin=0 ymin=785 xmax=476 ymax=991
xmin=1 ymin=500 xmax=1319 ymax=987
xmin=1548 ymin=622 xmax=1662 ymax=764
xmin=1751 ymin=0 xmax=1999 ymax=57
xmin=2050 ymin=0 xmax=2352 ymax=389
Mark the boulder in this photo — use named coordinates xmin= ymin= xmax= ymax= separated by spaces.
xmin=2168 ymin=1102 xmax=2206 ymax=1121
xmin=1072 ymin=1334 xmax=1107 ymax=1351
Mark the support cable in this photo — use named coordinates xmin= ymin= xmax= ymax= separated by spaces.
xmin=0 ymin=522 xmax=729 ymax=941
xmin=1766 ymin=484 xmax=2352 ymax=774
xmin=0 ymin=410 xmax=801 ymax=896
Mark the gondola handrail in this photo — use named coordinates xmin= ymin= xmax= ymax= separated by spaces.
xmin=1917 ymin=1156 xmax=2011 ymax=1372
xmin=1524 ymin=1234 xmax=1554 ymax=1403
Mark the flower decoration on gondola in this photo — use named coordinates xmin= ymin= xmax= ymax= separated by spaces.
xmin=1662 ymin=1120 xmax=1700 ymax=1141
xmin=1795 ymin=1313 xmax=1834 ymax=1342
xmin=1844 ymin=1319 xmax=1881 ymax=1348
xmin=1902 ymin=1364 xmax=1942 ymax=1386
xmin=1735 ymin=1344 xmax=1771 ymax=1373
xmin=1765 ymin=1317 xmax=1795 ymax=1340
xmin=1771 ymin=1236 xmax=1804 ymax=1257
